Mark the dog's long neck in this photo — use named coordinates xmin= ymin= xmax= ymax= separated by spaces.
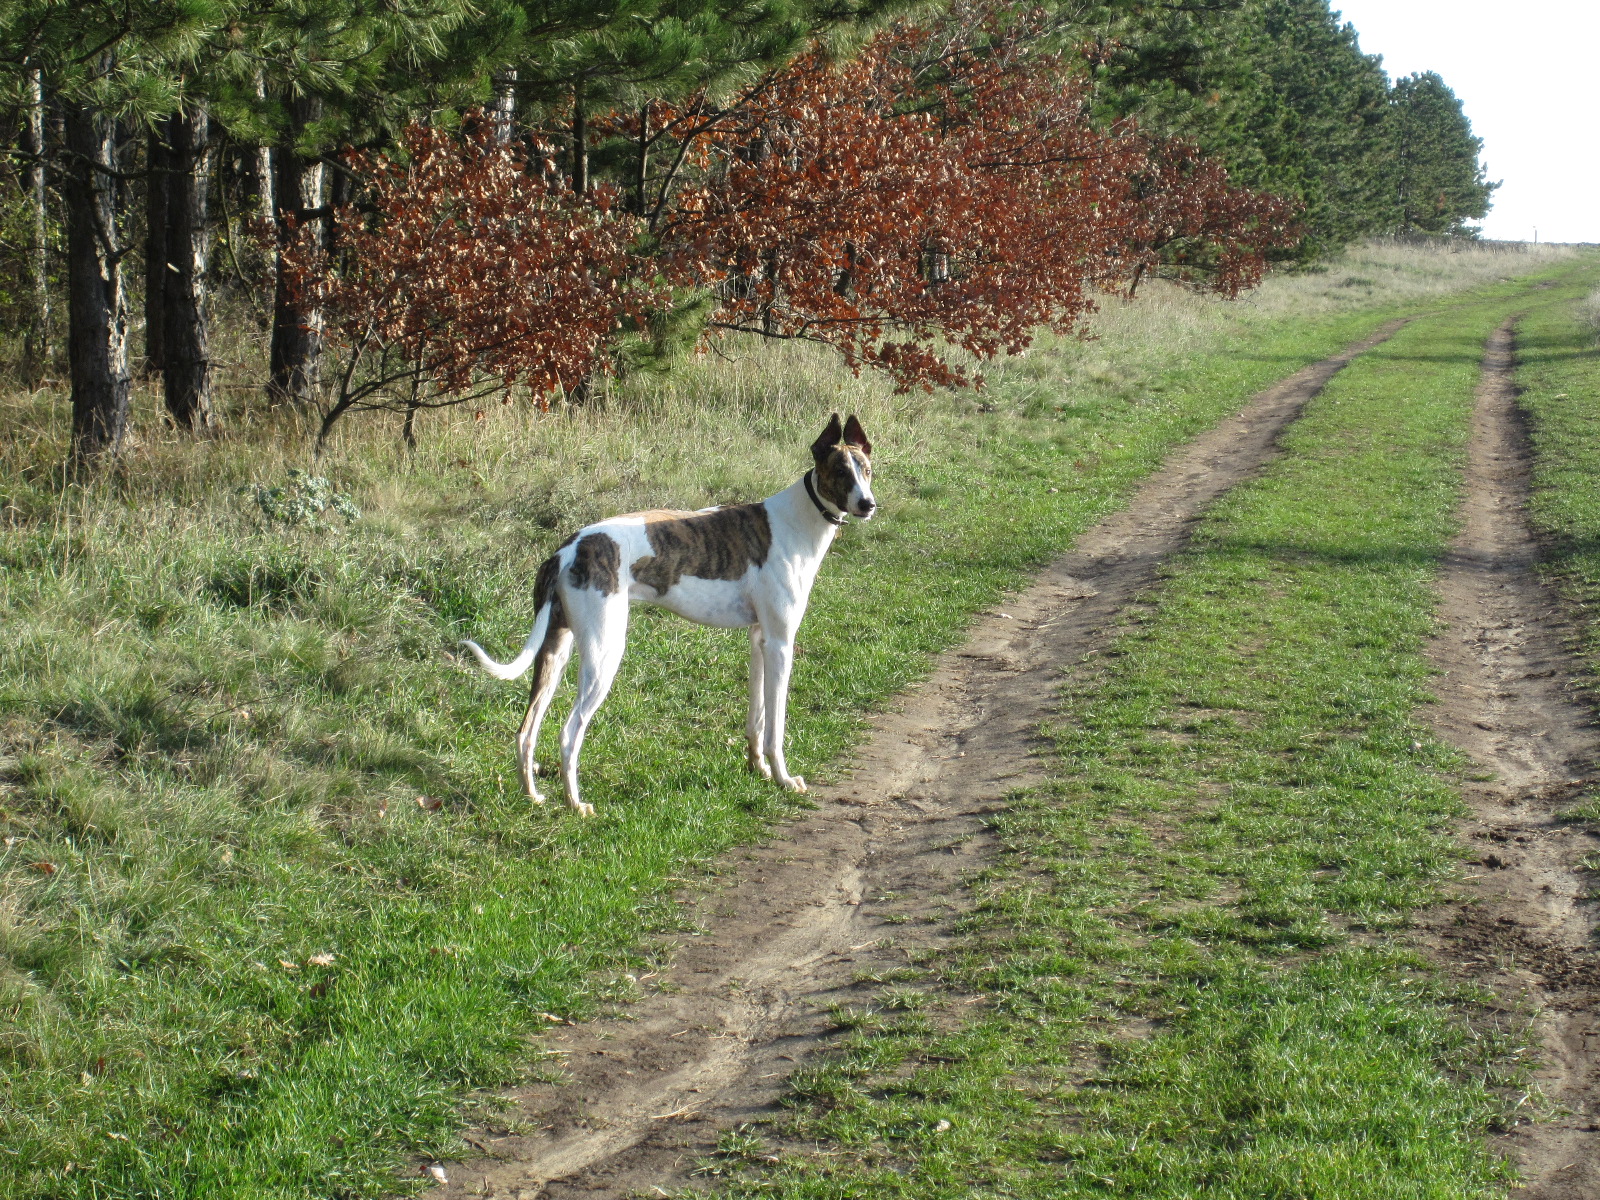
xmin=763 ymin=474 xmax=845 ymax=561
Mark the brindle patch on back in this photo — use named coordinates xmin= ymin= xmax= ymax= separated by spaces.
xmin=569 ymin=533 xmax=622 ymax=595
xmin=632 ymin=504 xmax=772 ymax=595
xmin=814 ymin=446 xmax=868 ymax=512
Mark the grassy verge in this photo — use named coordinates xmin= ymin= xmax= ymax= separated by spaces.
xmin=0 ymin=246 xmax=1584 ymax=1198
xmin=1510 ymin=290 xmax=1600 ymax=713
xmin=699 ymin=264 xmax=1600 ymax=1198
xmin=1512 ymin=290 xmax=1600 ymax=829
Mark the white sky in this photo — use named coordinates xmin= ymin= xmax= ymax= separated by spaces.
xmin=1329 ymin=0 xmax=1599 ymax=244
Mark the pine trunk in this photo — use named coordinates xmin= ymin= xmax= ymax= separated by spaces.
xmin=144 ymin=121 xmax=171 ymax=375
xmin=162 ymin=105 xmax=214 ymax=432
xmin=572 ymin=84 xmax=588 ymax=194
xmin=268 ymin=97 xmax=325 ymax=407
xmin=635 ymin=100 xmax=650 ymax=216
xmin=20 ymin=67 xmax=50 ymax=388
xmin=491 ymin=69 xmax=517 ymax=144
xmin=253 ymin=144 xmax=276 ymax=224
xmin=63 ymin=97 xmax=131 ymax=469
xmin=250 ymin=70 xmax=274 ymax=224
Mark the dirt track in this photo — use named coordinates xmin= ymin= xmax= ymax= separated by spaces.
xmin=426 ymin=320 xmax=1409 ymax=1199
xmin=1423 ymin=321 xmax=1600 ymax=1198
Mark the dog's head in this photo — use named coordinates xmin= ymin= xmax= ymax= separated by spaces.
xmin=810 ymin=413 xmax=876 ymax=520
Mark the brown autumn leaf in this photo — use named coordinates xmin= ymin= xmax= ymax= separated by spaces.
xmin=30 ymin=861 xmax=56 ymax=875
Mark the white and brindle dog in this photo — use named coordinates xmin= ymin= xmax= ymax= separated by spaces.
xmin=463 ymin=413 xmax=876 ymax=816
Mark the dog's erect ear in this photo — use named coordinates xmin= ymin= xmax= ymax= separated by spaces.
xmin=811 ymin=412 xmax=844 ymax=464
xmin=842 ymin=414 xmax=872 ymax=458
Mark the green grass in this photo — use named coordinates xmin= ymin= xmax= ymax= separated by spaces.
xmin=699 ymin=265 xmax=1600 ymax=1199
xmin=1511 ymin=292 xmax=1600 ymax=680
xmin=0 ymin=246 xmax=1587 ymax=1198
xmin=1507 ymin=288 xmax=1600 ymax=827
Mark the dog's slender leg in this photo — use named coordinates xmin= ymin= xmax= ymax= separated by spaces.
xmin=746 ymin=625 xmax=771 ymax=778
xmin=515 ymin=627 xmax=573 ymax=803
xmin=559 ymin=600 xmax=628 ymax=817
xmin=760 ymin=627 xmax=806 ymax=794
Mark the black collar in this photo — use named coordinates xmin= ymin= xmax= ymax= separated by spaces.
xmin=803 ymin=470 xmax=847 ymax=526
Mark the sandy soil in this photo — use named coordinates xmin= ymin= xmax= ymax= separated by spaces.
xmin=1422 ymin=321 xmax=1600 ymax=1197
xmin=421 ymin=320 xmax=1409 ymax=1200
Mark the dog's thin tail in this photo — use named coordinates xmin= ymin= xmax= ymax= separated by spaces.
xmin=460 ymin=553 xmax=563 ymax=681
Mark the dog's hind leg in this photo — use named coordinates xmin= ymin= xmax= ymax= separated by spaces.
xmin=558 ymin=597 xmax=629 ymax=817
xmin=515 ymin=604 xmax=573 ymax=803
xmin=746 ymin=625 xmax=771 ymax=778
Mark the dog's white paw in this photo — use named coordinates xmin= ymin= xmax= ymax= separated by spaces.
xmin=782 ymin=775 xmax=807 ymax=794
xmin=571 ymin=801 xmax=596 ymax=818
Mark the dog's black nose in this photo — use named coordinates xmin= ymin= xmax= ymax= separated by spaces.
xmin=860 ymin=499 xmax=876 ymax=514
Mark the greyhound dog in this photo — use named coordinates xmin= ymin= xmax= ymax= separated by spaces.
xmin=462 ymin=413 xmax=876 ymax=816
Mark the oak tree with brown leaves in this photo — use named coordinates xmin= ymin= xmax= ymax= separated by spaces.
xmin=294 ymin=6 xmax=1297 ymax=442
xmin=286 ymin=119 xmax=653 ymax=449
xmin=648 ymin=18 xmax=1297 ymax=390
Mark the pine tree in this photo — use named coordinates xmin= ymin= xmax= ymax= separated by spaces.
xmin=1 ymin=0 xmax=227 ymax=468
xmin=1384 ymin=72 xmax=1496 ymax=237
xmin=161 ymin=104 xmax=215 ymax=430
xmin=1086 ymin=0 xmax=1393 ymax=259
xmin=60 ymin=86 xmax=131 ymax=468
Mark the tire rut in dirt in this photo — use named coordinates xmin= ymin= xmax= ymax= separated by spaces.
xmin=1422 ymin=321 xmax=1600 ymax=1198
xmin=427 ymin=319 xmax=1409 ymax=1200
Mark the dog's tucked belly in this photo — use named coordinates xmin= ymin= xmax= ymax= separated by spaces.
xmin=633 ymin=575 xmax=756 ymax=628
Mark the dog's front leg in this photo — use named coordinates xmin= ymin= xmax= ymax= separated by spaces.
xmin=760 ymin=629 xmax=806 ymax=794
xmin=746 ymin=625 xmax=771 ymax=778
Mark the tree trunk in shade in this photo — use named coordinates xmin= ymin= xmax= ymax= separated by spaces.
xmin=571 ymin=82 xmax=588 ymax=194
xmin=162 ymin=104 xmax=215 ymax=432
xmin=62 ymin=94 xmax=131 ymax=469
